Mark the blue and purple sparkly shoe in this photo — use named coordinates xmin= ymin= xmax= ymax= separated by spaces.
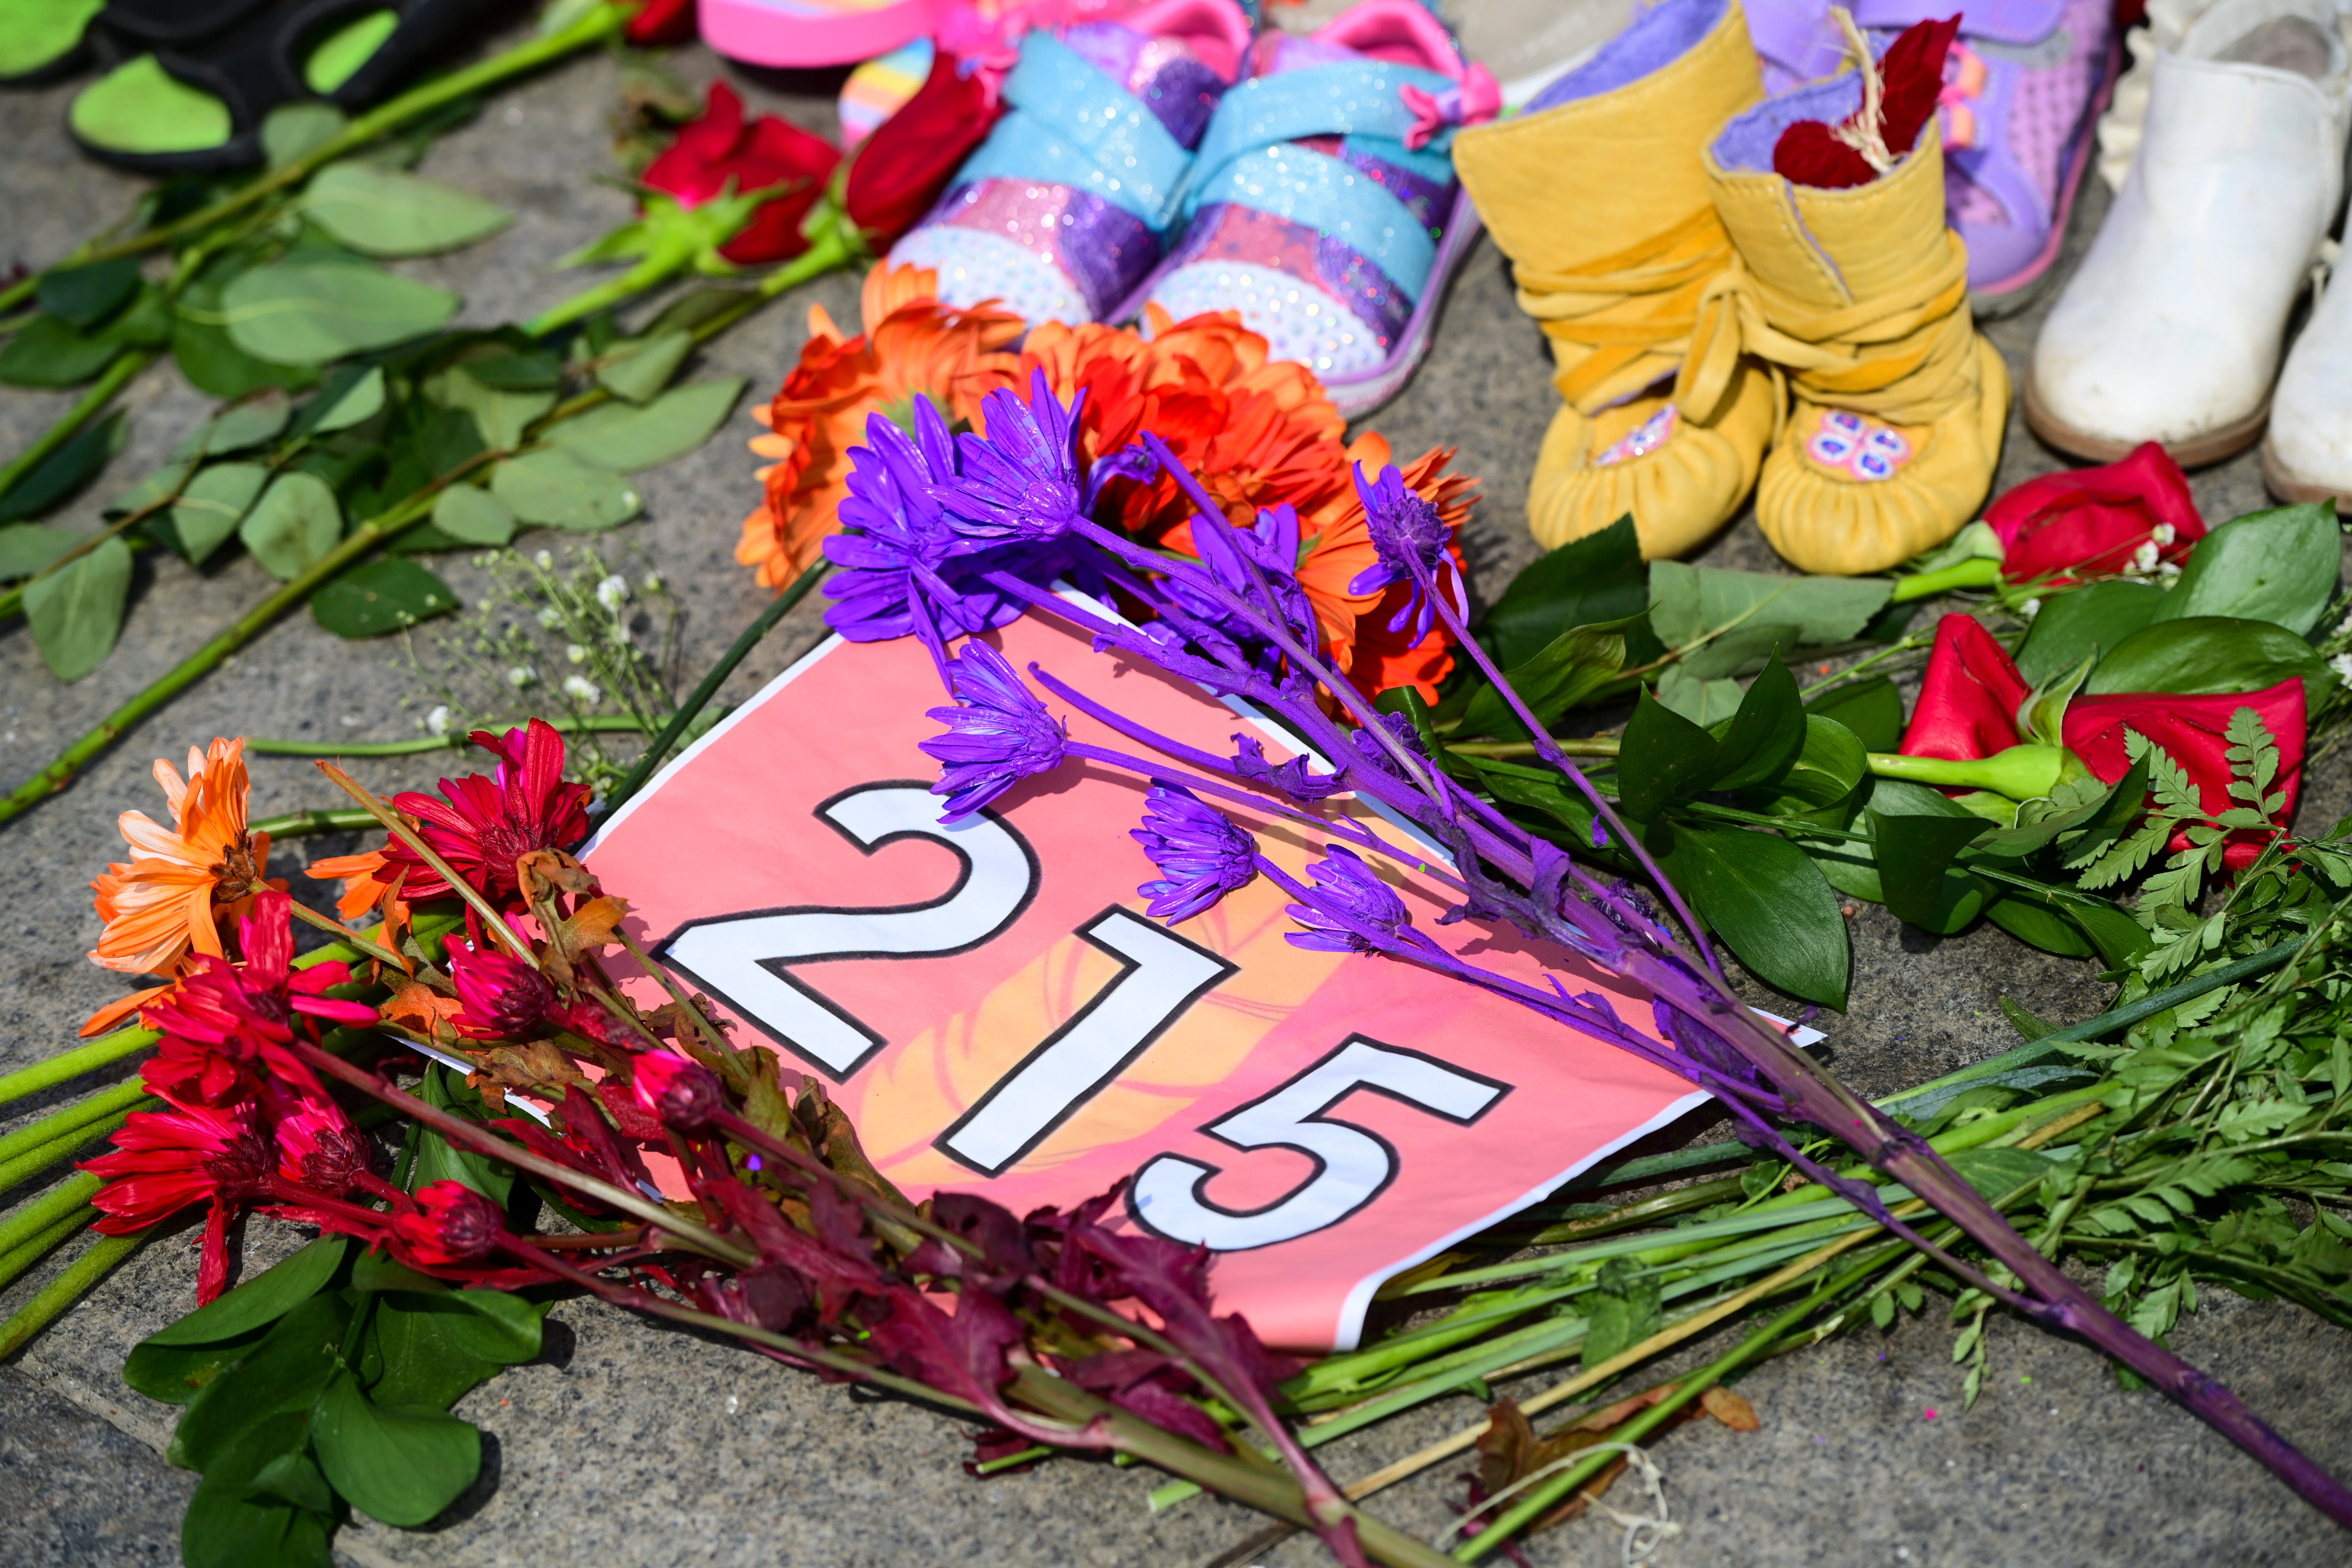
xmin=887 ymin=0 xmax=1255 ymax=329
xmin=1117 ymin=0 xmax=1500 ymax=416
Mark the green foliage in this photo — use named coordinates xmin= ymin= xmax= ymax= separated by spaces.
xmin=301 ymin=163 xmax=513 ymax=258
xmin=24 ymin=534 xmax=132 ymax=681
xmin=547 ymin=378 xmax=747 ymax=472
xmin=1475 ymin=515 xmax=1662 ymax=670
xmin=0 ymin=408 xmax=127 ymax=522
xmin=2014 ymin=580 xmax=2165 ymax=685
xmin=594 ymin=328 xmax=694 ymax=403
xmin=2087 ymin=615 xmax=2335 ymax=712
xmin=491 ymin=448 xmax=643 ymax=531
xmin=310 ymin=558 xmax=459 ymax=638
xmin=221 ymin=258 xmax=460 ymax=365
xmin=2151 ymin=502 xmax=2339 ymax=635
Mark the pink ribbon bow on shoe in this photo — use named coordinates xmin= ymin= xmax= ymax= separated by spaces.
xmin=1400 ymin=64 xmax=1500 ymax=150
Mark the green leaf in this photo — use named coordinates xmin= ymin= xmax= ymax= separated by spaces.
xmin=174 ymin=274 xmax=321 ymax=398
xmin=1648 ymin=561 xmax=1892 ymax=651
xmin=1981 ymin=896 xmax=2096 ymax=959
xmin=1679 ymin=620 xmax=1799 ymax=681
xmin=24 ymin=534 xmax=131 ymax=681
xmin=2071 ymin=900 xmax=2154 ymax=967
xmin=1756 ymin=715 xmax=1868 ymax=822
xmin=464 ymin=352 xmax=564 ymax=392
xmin=181 ymin=1415 xmax=335 ymax=1568
xmin=1451 ymin=618 xmax=1628 ymax=740
xmin=367 ymin=1290 xmax=541 ymax=1409
xmin=1618 ymin=689 xmax=1721 ymax=820
xmin=1580 ymin=1258 xmax=1661 ymax=1367
xmin=302 ymin=162 xmax=513 ymax=257
xmin=1869 ymin=787 xmax=1991 ymax=933
xmin=1476 ymin=514 xmax=1662 ymax=670
xmin=297 ymin=365 xmax=387 ymax=436
xmin=176 ymin=396 xmax=293 ymax=460
xmin=240 ymin=471 xmax=343 ymax=580
xmin=142 ymin=1238 xmax=349 ymax=1349
xmin=1805 ymin=675 xmax=1904 ymax=754
xmin=431 ymin=483 xmax=517 ymax=545
xmin=1647 ymin=819 xmax=1850 ymax=1008
xmin=0 ymin=310 xmax=124 ymax=386
xmin=311 ymin=557 xmax=459 ymax=637
xmin=169 ymin=1294 xmax=351 ymax=1472
xmin=491 ymin=449 xmax=642 ymax=531
xmin=0 ymin=408 xmax=127 ymax=522
xmin=2087 ymin=615 xmax=2334 ymax=711
xmin=426 ymin=362 xmax=556 ymax=452
xmin=124 ymin=1325 xmax=272 ymax=1406
xmin=171 ymin=461 xmax=270 ymax=564
xmin=1973 ymin=757 xmax=2150 ymax=860
xmin=261 ymin=101 xmax=349 ymax=169
xmin=549 ymin=378 xmax=746 ymax=471
xmin=414 ymin=1064 xmax=516 ymax=1203
xmin=0 ymin=522 xmax=79 ymax=577
xmin=310 ymin=1371 xmax=482 ymax=1527
xmin=1652 ymin=664 xmax=1743 ymax=724
xmin=38 ymin=257 xmax=142 ymax=329
xmin=221 ymin=259 xmax=460 ymax=365
xmin=2153 ymin=502 xmax=2339 ymax=635
xmin=2014 ymin=580 xmax=2165 ymax=686
xmin=595 ymin=328 xmax=694 ymax=403
xmin=1705 ymin=659 xmax=1804 ymax=792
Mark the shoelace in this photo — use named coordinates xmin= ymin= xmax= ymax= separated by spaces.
xmin=1510 ymin=206 xmax=1742 ymax=416
xmin=1674 ymin=227 xmax=1977 ymax=434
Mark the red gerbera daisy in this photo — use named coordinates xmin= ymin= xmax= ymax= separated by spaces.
xmin=84 ymin=1100 xmax=275 ymax=1304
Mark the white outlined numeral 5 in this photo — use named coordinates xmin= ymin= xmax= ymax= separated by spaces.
xmin=1128 ymin=1039 xmax=1511 ymax=1251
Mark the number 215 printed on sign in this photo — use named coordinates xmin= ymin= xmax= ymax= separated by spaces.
xmin=586 ymin=611 xmax=1716 ymax=1351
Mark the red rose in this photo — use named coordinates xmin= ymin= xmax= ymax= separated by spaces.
xmin=643 ymin=82 xmax=843 ymax=264
xmin=1897 ymin=613 xmax=2031 ymax=766
xmin=1898 ymin=614 xmax=2305 ymax=868
xmin=625 ymin=0 xmax=698 ymax=46
xmin=842 ymin=50 xmax=1002 ymax=242
xmin=1985 ymin=442 xmax=2205 ymax=586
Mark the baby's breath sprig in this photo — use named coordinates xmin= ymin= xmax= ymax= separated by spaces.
xmin=397 ymin=544 xmax=684 ymax=798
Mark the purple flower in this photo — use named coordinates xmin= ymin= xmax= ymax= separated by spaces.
xmin=920 ymin=641 xmax=1068 ymax=819
xmin=823 ymin=403 xmax=1030 ymax=642
xmin=1345 ymin=461 xmax=1464 ymax=644
xmin=1231 ymin=734 xmax=1344 ymax=801
xmin=1162 ymin=504 xmax=1318 ymax=674
xmin=942 ymin=368 xmax=1087 ymax=544
xmin=1285 ymin=844 xmax=1411 ymax=953
xmin=1349 ymin=710 xmax=1429 ymax=781
xmin=1130 ymin=785 xmax=1258 ymax=923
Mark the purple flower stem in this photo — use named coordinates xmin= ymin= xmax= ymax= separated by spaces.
xmin=1410 ymin=552 xmax=1723 ymax=977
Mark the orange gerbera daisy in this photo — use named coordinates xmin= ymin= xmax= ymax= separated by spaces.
xmin=1014 ymin=305 xmax=1350 ymax=539
xmin=84 ymin=740 xmax=275 ymax=1032
xmin=736 ymin=262 xmax=1023 ymax=589
xmin=1160 ymin=431 xmax=1478 ymax=704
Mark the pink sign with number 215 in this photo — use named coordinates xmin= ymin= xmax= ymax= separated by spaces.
xmin=586 ymin=607 xmax=1718 ymax=1351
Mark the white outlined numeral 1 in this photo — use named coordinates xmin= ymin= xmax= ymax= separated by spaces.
xmin=936 ymin=909 xmax=1236 ymax=1175
xmin=1129 ymin=1039 xmax=1511 ymax=1251
xmin=657 ymin=783 xmax=1041 ymax=1076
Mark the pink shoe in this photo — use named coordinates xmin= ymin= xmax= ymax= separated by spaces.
xmin=888 ymin=0 xmax=1255 ymax=327
xmin=1119 ymin=0 xmax=1499 ymax=416
xmin=699 ymin=0 xmax=940 ymax=69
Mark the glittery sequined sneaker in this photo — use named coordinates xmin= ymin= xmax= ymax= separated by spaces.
xmin=886 ymin=0 xmax=1254 ymax=329
xmin=1118 ymin=0 xmax=1499 ymax=416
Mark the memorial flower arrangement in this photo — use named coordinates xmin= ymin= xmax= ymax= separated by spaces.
xmin=5 ymin=8 xmax=2352 ymax=1563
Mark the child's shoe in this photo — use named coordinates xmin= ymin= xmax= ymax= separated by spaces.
xmin=1748 ymin=0 xmax=2121 ymax=315
xmin=887 ymin=0 xmax=1254 ymax=328
xmin=1701 ymin=30 xmax=2013 ymax=574
xmin=1451 ymin=0 xmax=1776 ymax=556
xmin=1119 ymin=0 xmax=1496 ymax=416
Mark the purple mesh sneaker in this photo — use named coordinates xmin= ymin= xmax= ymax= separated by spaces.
xmin=888 ymin=0 xmax=1254 ymax=329
xmin=1745 ymin=0 xmax=2120 ymax=313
